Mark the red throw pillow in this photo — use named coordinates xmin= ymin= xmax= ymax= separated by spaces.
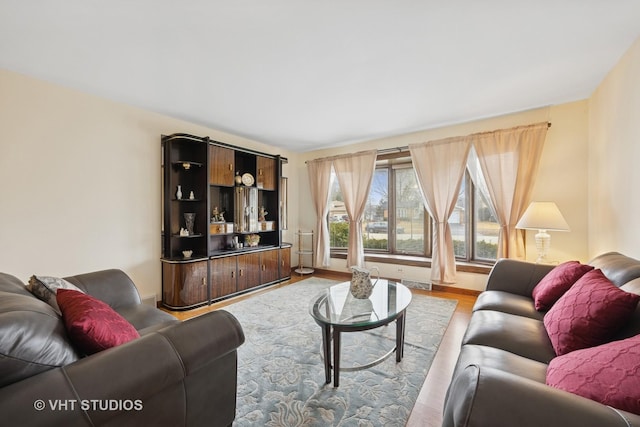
xmin=532 ymin=261 xmax=594 ymax=311
xmin=57 ymin=289 xmax=140 ymax=355
xmin=546 ymin=334 xmax=640 ymax=415
xmin=543 ymin=269 xmax=640 ymax=356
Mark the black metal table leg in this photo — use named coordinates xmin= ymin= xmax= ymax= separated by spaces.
xmin=333 ymin=328 xmax=341 ymax=387
xmin=321 ymin=324 xmax=332 ymax=384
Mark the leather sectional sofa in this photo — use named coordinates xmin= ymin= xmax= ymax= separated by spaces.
xmin=443 ymin=252 xmax=640 ymax=427
xmin=0 ymin=269 xmax=245 ymax=427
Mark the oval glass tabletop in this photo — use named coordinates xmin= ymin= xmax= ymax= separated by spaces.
xmin=309 ymin=279 xmax=412 ymax=327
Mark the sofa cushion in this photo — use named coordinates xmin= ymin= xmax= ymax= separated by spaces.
xmin=57 ymin=289 xmax=140 ymax=355
xmin=27 ymin=275 xmax=85 ymax=314
xmin=454 ymin=344 xmax=548 ymax=384
xmin=531 ymin=261 xmax=593 ymax=311
xmin=462 ymin=310 xmax=556 ymax=363
xmin=546 ymin=334 xmax=640 ymax=415
xmin=0 ymin=291 xmax=79 ymax=387
xmin=473 ymin=290 xmax=544 ymax=320
xmin=544 ymin=269 xmax=640 ymax=356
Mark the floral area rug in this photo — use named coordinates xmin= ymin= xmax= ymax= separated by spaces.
xmin=226 ymin=277 xmax=457 ymax=427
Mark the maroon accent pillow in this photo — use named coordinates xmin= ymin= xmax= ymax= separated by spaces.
xmin=543 ymin=269 xmax=640 ymax=356
xmin=546 ymin=334 xmax=640 ymax=415
xmin=57 ymin=289 xmax=140 ymax=355
xmin=532 ymin=261 xmax=594 ymax=311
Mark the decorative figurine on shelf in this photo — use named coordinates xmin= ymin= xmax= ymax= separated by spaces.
xmin=176 ymin=185 xmax=183 ymax=200
xmin=234 ymin=172 xmax=242 ymax=186
xmin=245 ymin=234 xmax=260 ymax=247
xmin=189 ymin=191 xmax=195 ymax=200
xmin=211 ymin=207 xmax=225 ymax=222
xmin=179 ymin=227 xmax=189 ymax=236
xmin=258 ymin=206 xmax=268 ymax=222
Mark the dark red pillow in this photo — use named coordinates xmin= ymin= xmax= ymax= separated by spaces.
xmin=543 ymin=269 xmax=640 ymax=356
xmin=57 ymin=289 xmax=140 ymax=355
xmin=532 ymin=261 xmax=594 ymax=311
xmin=547 ymin=334 xmax=640 ymax=415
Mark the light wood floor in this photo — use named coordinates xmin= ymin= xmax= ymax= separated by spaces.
xmin=162 ymin=271 xmax=477 ymax=426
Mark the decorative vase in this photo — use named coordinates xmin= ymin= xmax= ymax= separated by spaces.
xmin=176 ymin=185 xmax=183 ymax=200
xmin=235 ymin=172 xmax=242 ymax=186
xmin=184 ymin=213 xmax=196 ymax=235
xmin=349 ymin=266 xmax=380 ymax=299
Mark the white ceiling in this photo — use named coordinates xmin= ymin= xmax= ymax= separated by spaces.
xmin=2 ymin=1 xmax=640 ymax=152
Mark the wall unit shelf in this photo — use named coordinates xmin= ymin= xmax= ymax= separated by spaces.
xmin=161 ymin=133 xmax=290 ymax=310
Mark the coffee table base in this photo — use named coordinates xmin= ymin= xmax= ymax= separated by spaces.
xmin=317 ymin=311 xmax=406 ymax=387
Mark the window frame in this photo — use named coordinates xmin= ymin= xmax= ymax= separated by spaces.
xmin=327 ymin=153 xmax=497 ymax=265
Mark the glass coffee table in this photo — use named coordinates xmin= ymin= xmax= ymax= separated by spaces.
xmin=309 ymin=279 xmax=412 ymax=387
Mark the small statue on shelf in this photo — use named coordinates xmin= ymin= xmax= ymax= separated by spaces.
xmin=211 ymin=207 xmax=225 ymax=222
xmin=258 ymin=206 xmax=268 ymax=222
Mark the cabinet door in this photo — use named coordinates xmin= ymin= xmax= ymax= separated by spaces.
xmin=210 ymin=145 xmax=235 ymax=186
xmin=210 ymin=256 xmax=237 ymax=299
xmin=162 ymin=261 xmax=208 ymax=308
xmin=261 ymin=249 xmax=280 ymax=284
xmin=237 ymin=252 xmax=261 ymax=291
xmin=256 ymin=156 xmax=277 ymax=190
xmin=279 ymin=247 xmax=291 ymax=279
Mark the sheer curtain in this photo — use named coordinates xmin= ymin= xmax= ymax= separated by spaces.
xmin=333 ymin=150 xmax=378 ymax=267
xmin=470 ymin=122 xmax=548 ymax=259
xmin=306 ymin=158 xmax=334 ymax=267
xmin=409 ymin=137 xmax=471 ymax=284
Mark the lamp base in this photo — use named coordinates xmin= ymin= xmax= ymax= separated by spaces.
xmin=534 ymin=230 xmax=551 ymax=264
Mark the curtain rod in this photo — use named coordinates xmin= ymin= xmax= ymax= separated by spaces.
xmin=307 ymin=121 xmax=551 ymax=163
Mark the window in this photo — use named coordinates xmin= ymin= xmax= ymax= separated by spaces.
xmin=328 ymin=157 xmax=499 ymax=263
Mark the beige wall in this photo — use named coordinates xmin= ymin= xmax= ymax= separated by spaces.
xmin=296 ymin=103 xmax=590 ymax=291
xmin=0 ymin=69 xmax=296 ymax=301
xmin=588 ymin=36 xmax=640 ymax=259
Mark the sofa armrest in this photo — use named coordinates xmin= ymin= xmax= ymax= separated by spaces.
xmin=443 ymin=365 xmax=640 ymax=427
xmin=64 ymin=269 xmax=142 ymax=309
xmin=0 ymin=310 xmax=245 ymax=427
xmin=485 ymin=259 xmax=554 ymax=297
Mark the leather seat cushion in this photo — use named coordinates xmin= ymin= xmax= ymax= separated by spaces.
xmin=454 ymin=344 xmax=548 ymax=384
xmin=0 ymin=291 xmax=79 ymax=387
xmin=462 ymin=310 xmax=556 ymax=363
xmin=473 ymin=290 xmax=544 ymax=320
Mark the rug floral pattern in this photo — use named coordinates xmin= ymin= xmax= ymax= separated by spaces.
xmin=225 ymin=277 xmax=457 ymax=427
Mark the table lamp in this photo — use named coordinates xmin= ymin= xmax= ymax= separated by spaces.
xmin=516 ymin=202 xmax=570 ymax=263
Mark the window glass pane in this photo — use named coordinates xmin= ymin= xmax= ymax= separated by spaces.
xmin=451 ymin=179 xmax=467 ymax=258
xmin=363 ymin=169 xmax=389 ymax=251
xmin=474 ymin=185 xmax=499 ymax=260
xmin=328 ymin=172 xmax=348 ymax=248
xmin=394 ymin=168 xmax=424 ymax=254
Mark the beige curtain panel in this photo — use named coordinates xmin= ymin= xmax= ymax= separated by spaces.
xmin=470 ymin=122 xmax=548 ymax=259
xmin=306 ymin=158 xmax=334 ymax=267
xmin=333 ymin=150 xmax=378 ymax=268
xmin=410 ymin=137 xmax=471 ymax=284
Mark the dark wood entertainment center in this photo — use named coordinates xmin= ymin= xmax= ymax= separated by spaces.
xmin=161 ymin=133 xmax=290 ymax=310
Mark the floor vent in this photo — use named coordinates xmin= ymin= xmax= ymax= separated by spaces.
xmin=401 ymin=279 xmax=432 ymax=291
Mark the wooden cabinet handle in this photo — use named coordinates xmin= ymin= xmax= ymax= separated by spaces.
xmin=202 ymin=277 xmax=206 ymax=286
xmin=231 ymin=270 xmax=235 ymax=278
xmin=259 ymin=168 xmax=263 ymax=176
xmin=239 ymin=269 xmax=244 ymax=277
xmin=229 ymin=163 xmax=233 ymax=171
xmin=262 ymin=265 xmax=266 ymax=271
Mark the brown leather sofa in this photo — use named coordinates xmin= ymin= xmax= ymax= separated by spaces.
xmin=0 ymin=269 xmax=245 ymax=427
xmin=443 ymin=252 xmax=640 ymax=427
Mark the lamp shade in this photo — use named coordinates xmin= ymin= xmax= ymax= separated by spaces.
xmin=516 ymin=202 xmax=570 ymax=231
